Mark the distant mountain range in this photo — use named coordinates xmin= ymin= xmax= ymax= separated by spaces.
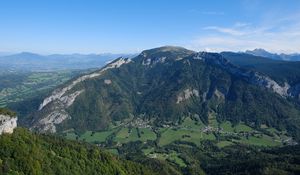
xmin=245 ymin=48 xmax=300 ymax=61
xmin=0 ymin=52 xmax=135 ymax=71
xmin=1 ymin=49 xmax=298 ymax=72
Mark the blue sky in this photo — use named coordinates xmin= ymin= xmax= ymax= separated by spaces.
xmin=1 ymin=0 xmax=300 ymax=54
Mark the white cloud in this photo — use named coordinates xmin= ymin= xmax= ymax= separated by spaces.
xmin=189 ymin=13 xmax=300 ymax=54
xmin=203 ymin=26 xmax=246 ymax=36
xmin=234 ymin=22 xmax=251 ymax=28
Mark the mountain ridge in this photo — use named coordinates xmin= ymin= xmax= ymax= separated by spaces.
xmin=23 ymin=46 xmax=300 ymax=141
xmin=245 ymin=48 xmax=300 ymax=61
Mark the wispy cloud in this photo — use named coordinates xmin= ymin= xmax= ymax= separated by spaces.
xmin=188 ymin=13 xmax=300 ymax=53
xmin=203 ymin=22 xmax=271 ymax=37
xmin=203 ymin=26 xmax=246 ymax=36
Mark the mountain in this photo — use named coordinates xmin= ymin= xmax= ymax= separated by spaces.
xmin=0 ymin=52 xmax=134 ymax=71
xmin=22 ymin=46 xmax=300 ymax=142
xmin=245 ymin=49 xmax=282 ymax=60
xmin=221 ymin=52 xmax=300 ymax=85
xmin=245 ymin=48 xmax=300 ymax=61
xmin=5 ymin=47 xmax=300 ymax=175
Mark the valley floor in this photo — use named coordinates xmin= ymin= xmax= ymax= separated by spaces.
xmin=63 ymin=116 xmax=296 ymax=169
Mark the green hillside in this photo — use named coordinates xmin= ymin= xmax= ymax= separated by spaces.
xmin=0 ymin=128 xmax=170 ymax=175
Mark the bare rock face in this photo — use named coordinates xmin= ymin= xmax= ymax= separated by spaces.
xmin=104 ymin=79 xmax=112 ymax=84
xmin=142 ymin=56 xmax=167 ymax=66
xmin=177 ymin=88 xmax=199 ymax=103
xmin=38 ymin=57 xmax=131 ymax=110
xmin=0 ymin=115 xmax=17 ymax=134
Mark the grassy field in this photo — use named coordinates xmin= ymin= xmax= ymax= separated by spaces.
xmin=80 ymin=130 xmax=115 ymax=143
xmin=181 ymin=117 xmax=205 ymax=129
xmin=142 ymin=148 xmax=155 ymax=155
xmin=64 ymin=117 xmax=288 ymax=149
xmin=114 ymin=128 xmax=140 ymax=143
xmin=137 ymin=128 xmax=157 ymax=142
xmin=235 ymin=123 xmax=253 ymax=132
xmin=220 ymin=121 xmax=235 ymax=132
xmin=158 ymin=128 xmax=215 ymax=146
xmin=220 ymin=121 xmax=254 ymax=132
xmin=147 ymin=151 xmax=186 ymax=167
xmin=65 ymin=130 xmax=116 ymax=143
xmin=158 ymin=117 xmax=214 ymax=146
xmin=217 ymin=141 xmax=234 ymax=148
xmin=237 ymin=135 xmax=282 ymax=147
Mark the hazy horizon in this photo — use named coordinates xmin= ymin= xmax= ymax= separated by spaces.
xmin=1 ymin=46 xmax=300 ymax=56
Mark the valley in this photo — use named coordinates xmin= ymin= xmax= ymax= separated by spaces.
xmin=65 ymin=116 xmax=291 ymax=148
xmin=63 ymin=115 xmax=294 ymax=168
xmin=0 ymin=70 xmax=90 ymax=107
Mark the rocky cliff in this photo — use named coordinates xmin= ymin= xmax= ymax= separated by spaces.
xmin=0 ymin=115 xmax=17 ymax=134
xmin=197 ymin=52 xmax=299 ymax=98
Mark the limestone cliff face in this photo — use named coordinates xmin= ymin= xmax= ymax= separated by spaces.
xmin=195 ymin=52 xmax=299 ymax=99
xmin=0 ymin=115 xmax=17 ymax=134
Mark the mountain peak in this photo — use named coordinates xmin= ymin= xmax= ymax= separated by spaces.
xmin=141 ymin=46 xmax=194 ymax=55
xmin=137 ymin=46 xmax=195 ymax=65
xmin=245 ymin=48 xmax=285 ymax=60
xmin=18 ymin=52 xmax=42 ymax=57
xmin=245 ymin=48 xmax=270 ymax=55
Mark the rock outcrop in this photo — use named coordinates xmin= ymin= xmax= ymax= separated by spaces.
xmin=0 ymin=115 xmax=17 ymax=134
xmin=177 ymin=88 xmax=199 ymax=104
